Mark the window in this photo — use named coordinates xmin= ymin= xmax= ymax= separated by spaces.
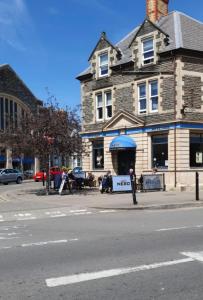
xmin=96 ymin=91 xmax=112 ymax=121
xmin=138 ymin=81 xmax=158 ymax=114
xmin=138 ymin=84 xmax=147 ymax=113
xmin=0 ymin=97 xmax=4 ymax=130
xmin=152 ymin=135 xmax=168 ymax=169
xmin=150 ymin=81 xmax=158 ymax=112
xmin=96 ymin=94 xmax=103 ymax=120
xmin=190 ymin=133 xmax=203 ymax=167
xmin=92 ymin=140 xmax=104 ymax=169
xmin=142 ymin=38 xmax=154 ymax=65
xmin=99 ymin=53 xmax=108 ymax=77
xmin=105 ymin=92 xmax=112 ymax=119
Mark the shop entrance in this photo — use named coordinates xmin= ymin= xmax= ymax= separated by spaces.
xmin=117 ymin=150 xmax=135 ymax=175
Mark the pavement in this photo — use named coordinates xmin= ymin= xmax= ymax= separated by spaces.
xmin=0 ymin=180 xmax=202 ymax=213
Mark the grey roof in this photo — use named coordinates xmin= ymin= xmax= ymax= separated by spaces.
xmin=77 ymin=11 xmax=203 ymax=78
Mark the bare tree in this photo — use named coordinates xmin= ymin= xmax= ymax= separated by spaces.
xmin=0 ymin=97 xmax=82 ymax=193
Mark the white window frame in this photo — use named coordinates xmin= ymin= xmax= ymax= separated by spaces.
xmin=149 ymin=80 xmax=158 ymax=113
xmin=105 ymin=91 xmax=112 ymax=119
xmin=142 ymin=38 xmax=154 ymax=65
xmin=138 ymin=83 xmax=147 ymax=114
xmin=96 ymin=93 xmax=103 ymax=121
xmin=99 ymin=53 xmax=109 ymax=77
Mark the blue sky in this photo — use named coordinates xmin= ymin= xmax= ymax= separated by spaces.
xmin=0 ymin=0 xmax=203 ymax=108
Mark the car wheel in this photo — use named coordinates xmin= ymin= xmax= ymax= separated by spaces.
xmin=3 ymin=182 xmax=8 ymax=185
xmin=16 ymin=177 xmax=22 ymax=184
xmin=35 ymin=180 xmax=39 ymax=182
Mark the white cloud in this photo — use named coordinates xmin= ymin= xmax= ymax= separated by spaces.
xmin=0 ymin=0 xmax=31 ymax=51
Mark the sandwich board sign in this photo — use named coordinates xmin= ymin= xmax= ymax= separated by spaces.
xmin=59 ymin=179 xmax=66 ymax=195
xmin=112 ymin=175 xmax=132 ymax=192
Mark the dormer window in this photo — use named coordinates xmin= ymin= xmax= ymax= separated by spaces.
xmin=99 ymin=53 xmax=109 ymax=77
xmin=142 ymin=38 xmax=154 ymax=65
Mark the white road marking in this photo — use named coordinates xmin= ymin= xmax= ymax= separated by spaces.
xmin=181 ymin=251 xmax=203 ymax=262
xmin=156 ymin=224 xmax=203 ymax=232
xmin=73 ymin=212 xmax=92 ymax=216
xmin=0 ymin=236 xmax=18 ymax=240
xmin=46 ymin=257 xmax=193 ymax=287
xmin=21 ymin=238 xmax=78 ymax=248
xmin=70 ymin=209 xmax=87 ymax=213
xmin=99 ymin=210 xmax=116 ymax=213
xmin=17 ymin=217 xmax=37 ymax=221
xmin=0 ymin=246 xmax=12 ymax=250
xmin=50 ymin=214 xmax=67 ymax=218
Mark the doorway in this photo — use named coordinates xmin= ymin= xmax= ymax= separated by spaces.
xmin=117 ymin=150 xmax=135 ymax=175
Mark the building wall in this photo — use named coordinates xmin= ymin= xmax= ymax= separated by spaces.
xmin=79 ymin=20 xmax=203 ymax=190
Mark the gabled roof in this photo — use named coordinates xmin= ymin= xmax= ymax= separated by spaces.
xmin=103 ymin=109 xmax=144 ymax=131
xmin=88 ymin=32 xmax=119 ymax=61
xmin=77 ymin=11 xmax=203 ymax=79
xmin=128 ymin=17 xmax=169 ymax=48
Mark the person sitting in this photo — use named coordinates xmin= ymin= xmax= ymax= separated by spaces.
xmin=85 ymin=172 xmax=95 ymax=187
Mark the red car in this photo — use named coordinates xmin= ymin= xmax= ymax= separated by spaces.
xmin=33 ymin=167 xmax=62 ymax=182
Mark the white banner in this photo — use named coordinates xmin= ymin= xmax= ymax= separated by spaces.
xmin=112 ymin=175 xmax=132 ymax=192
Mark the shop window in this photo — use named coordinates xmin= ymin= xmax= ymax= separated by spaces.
xmin=190 ymin=133 xmax=203 ymax=167
xmin=92 ymin=140 xmax=104 ymax=169
xmin=152 ymin=135 xmax=168 ymax=169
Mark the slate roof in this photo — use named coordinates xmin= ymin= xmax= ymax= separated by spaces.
xmin=77 ymin=11 xmax=203 ymax=78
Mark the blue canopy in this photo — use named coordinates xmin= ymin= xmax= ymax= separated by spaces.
xmin=109 ymin=135 xmax=136 ymax=151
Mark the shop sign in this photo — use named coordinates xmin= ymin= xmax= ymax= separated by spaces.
xmin=112 ymin=175 xmax=132 ymax=192
xmin=143 ymin=174 xmax=163 ymax=190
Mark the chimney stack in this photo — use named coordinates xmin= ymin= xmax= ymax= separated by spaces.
xmin=147 ymin=0 xmax=169 ymax=23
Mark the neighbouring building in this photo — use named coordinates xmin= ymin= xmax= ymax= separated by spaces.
xmin=0 ymin=64 xmax=42 ymax=172
xmin=77 ymin=0 xmax=203 ymax=190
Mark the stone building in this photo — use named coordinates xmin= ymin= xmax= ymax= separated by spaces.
xmin=77 ymin=0 xmax=203 ymax=190
xmin=0 ymin=64 xmax=42 ymax=171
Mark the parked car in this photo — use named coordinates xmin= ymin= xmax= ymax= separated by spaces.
xmin=0 ymin=168 xmax=24 ymax=185
xmin=33 ymin=167 xmax=62 ymax=182
xmin=72 ymin=167 xmax=86 ymax=179
xmin=33 ymin=170 xmax=46 ymax=182
xmin=24 ymin=169 xmax=34 ymax=179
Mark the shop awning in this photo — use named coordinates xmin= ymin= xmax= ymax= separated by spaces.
xmin=109 ymin=135 xmax=137 ymax=151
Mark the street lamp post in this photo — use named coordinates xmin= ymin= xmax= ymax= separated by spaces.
xmin=43 ymin=136 xmax=55 ymax=195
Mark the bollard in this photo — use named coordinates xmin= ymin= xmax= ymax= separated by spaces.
xmin=42 ymin=172 xmax=45 ymax=186
xmin=196 ymin=172 xmax=199 ymax=201
xmin=131 ymin=175 xmax=137 ymax=205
